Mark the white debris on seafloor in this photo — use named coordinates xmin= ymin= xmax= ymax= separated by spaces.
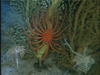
xmin=3 ymin=45 xmax=26 ymax=69
xmin=64 ymin=39 xmax=95 ymax=74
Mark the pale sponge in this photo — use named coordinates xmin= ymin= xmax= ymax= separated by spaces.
xmin=4 ymin=45 xmax=26 ymax=69
xmin=64 ymin=39 xmax=95 ymax=74
xmin=73 ymin=48 xmax=95 ymax=74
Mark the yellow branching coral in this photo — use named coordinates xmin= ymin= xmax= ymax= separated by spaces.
xmin=64 ymin=0 xmax=99 ymax=54
xmin=61 ymin=0 xmax=99 ymax=74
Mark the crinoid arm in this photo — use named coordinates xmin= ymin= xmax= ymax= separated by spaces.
xmin=51 ymin=40 xmax=66 ymax=52
xmin=52 ymin=31 xmax=74 ymax=41
xmin=52 ymin=7 xmax=61 ymax=32
xmin=42 ymin=7 xmax=46 ymax=30
xmin=32 ymin=14 xmax=43 ymax=34
xmin=28 ymin=38 xmax=46 ymax=50
xmin=37 ymin=8 xmax=44 ymax=32
xmin=51 ymin=6 xmax=55 ymax=30
xmin=53 ymin=23 xmax=72 ymax=37
xmin=52 ymin=12 xmax=67 ymax=34
xmin=46 ymin=6 xmax=51 ymax=29
xmin=23 ymin=26 xmax=42 ymax=39
xmin=27 ymin=18 xmax=42 ymax=36
xmin=49 ymin=42 xmax=67 ymax=56
xmin=28 ymin=38 xmax=43 ymax=44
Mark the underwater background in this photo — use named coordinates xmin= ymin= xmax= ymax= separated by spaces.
xmin=1 ymin=0 xmax=100 ymax=75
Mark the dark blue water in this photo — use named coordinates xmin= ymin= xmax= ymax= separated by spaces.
xmin=1 ymin=1 xmax=17 ymax=54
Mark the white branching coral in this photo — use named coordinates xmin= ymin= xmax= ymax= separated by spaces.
xmin=64 ymin=39 xmax=95 ymax=74
xmin=4 ymin=45 xmax=26 ymax=69
xmin=73 ymin=49 xmax=95 ymax=74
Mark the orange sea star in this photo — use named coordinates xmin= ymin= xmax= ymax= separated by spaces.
xmin=23 ymin=6 xmax=73 ymax=64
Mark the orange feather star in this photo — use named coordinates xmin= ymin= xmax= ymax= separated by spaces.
xmin=23 ymin=6 xmax=73 ymax=64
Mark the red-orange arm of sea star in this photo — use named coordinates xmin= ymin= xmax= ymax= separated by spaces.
xmin=46 ymin=6 xmax=50 ymax=30
xmin=53 ymin=12 xmax=67 ymax=34
xmin=37 ymin=8 xmax=44 ymax=32
xmin=51 ymin=6 xmax=55 ymax=30
xmin=52 ymin=31 xmax=74 ymax=41
xmin=28 ymin=38 xmax=44 ymax=44
xmin=29 ymin=38 xmax=46 ymax=50
xmin=53 ymin=23 xmax=72 ymax=37
xmin=23 ymin=26 xmax=42 ymax=39
xmin=49 ymin=42 xmax=66 ymax=55
xmin=40 ymin=42 xmax=49 ymax=64
xmin=52 ymin=7 xmax=61 ymax=32
xmin=27 ymin=18 xmax=42 ymax=36
xmin=51 ymin=40 xmax=66 ymax=53
xmin=42 ymin=7 xmax=46 ymax=31
xmin=32 ymin=14 xmax=43 ymax=34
